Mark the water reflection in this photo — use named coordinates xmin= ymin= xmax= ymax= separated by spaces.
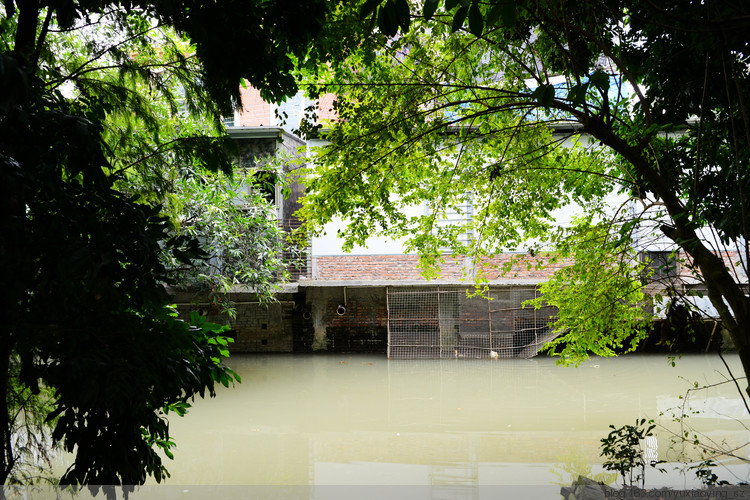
xmin=157 ymin=354 xmax=750 ymax=490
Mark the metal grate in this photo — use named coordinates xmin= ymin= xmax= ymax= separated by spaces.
xmin=279 ymin=218 xmax=310 ymax=281
xmin=386 ymin=286 xmax=558 ymax=359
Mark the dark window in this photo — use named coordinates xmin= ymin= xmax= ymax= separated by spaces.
xmin=251 ymin=171 xmax=277 ymax=204
xmin=641 ymin=251 xmax=678 ymax=280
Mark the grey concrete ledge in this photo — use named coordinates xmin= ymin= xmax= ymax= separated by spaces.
xmin=165 ymin=283 xmax=299 ymax=301
xmin=295 ymin=279 xmax=543 ymax=288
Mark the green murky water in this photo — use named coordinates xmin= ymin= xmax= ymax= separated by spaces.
xmin=151 ymin=353 xmax=750 ymax=493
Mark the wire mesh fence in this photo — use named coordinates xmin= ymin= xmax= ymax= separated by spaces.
xmin=386 ymin=286 xmax=558 ymax=359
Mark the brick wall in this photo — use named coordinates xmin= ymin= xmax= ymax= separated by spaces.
xmin=304 ymin=286 xmax=388 ymax=353
xmin=312 ymin=254 xmax=566 ymax=282
xmin=318 ymin=93 xmax=337 ymax=122
xmin=312 ymin=251 xmax=748 ymax=284
xmin=681 ymin=250 xmax=746 ymax=282
xmin=236 ymin=87 xmax=337 ymax=129
xmin=172 ymin=292 xmax=302 ymax=353
xmin=237 ymin=86 xmax=273 ymax=126
xmin=477 ymin=254 xmax=572 ymax=280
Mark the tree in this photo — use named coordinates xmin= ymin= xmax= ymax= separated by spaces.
xmin=164 ymin=167 xmax=295 ymax=313
xmin=300 ymin=0 xmax=750 ymax=384
xmin=0 ymin=0 xmax=362 ymax=486
xmin=86 ymin=24 xmax=294 ymax=310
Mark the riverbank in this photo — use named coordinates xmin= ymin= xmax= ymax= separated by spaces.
xmin=563 ymin=476 xmax=750 ymax=500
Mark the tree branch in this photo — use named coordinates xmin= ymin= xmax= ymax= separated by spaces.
xmin=110 ymin=136 xmax=203 ymax=177
xmin=51 ymin=24 xmax=163 ymax=89
xmin=29 ymin=6 xmax=53 ymax=70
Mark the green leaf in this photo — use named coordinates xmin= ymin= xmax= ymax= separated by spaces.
xmin=378 ymin=0 xmax=399 ymax=36
xmin=445 ymin=0 xmax=460 ymax=9
xmin=394 ymin=0 xmax=411 ymax=32
xmin=589 ymin=70 xmax=609 ymax=92
xmin=190 ymin=310 xmax=205 ymax=326
xmin=486 ymin=2 xmax=504 ymax=26
xmin=360 ymin=0 xmax=382 ymax=18
xmin=612 ymin=218 xmax=637 ymax=247
xmin=451 ymin=5 xmax=469 ymax=32
xmin=567 ymin=83 xmax=589 ymax=106
xmin=468 ymin=1 xmax=483 ymax=37
xmin=499 ymin=3 xmax=517 ymax=26
xmin=423 ymin=0 xmax=440 ymax=20
xmin=532 ymin=84 xmax=556 ymax=107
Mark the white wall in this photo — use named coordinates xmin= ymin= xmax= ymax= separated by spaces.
xmin=305 ymin=138 xmax=415 ymax=256
xmin=311 ymin=206 xmax=424 ymax=256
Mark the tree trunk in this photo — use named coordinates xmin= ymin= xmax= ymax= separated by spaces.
xmin=0 ymin=336 xmax=13 ymax=486
xmin=13 ymin=0 xmax=40 ymax=66
xmin=584 ymin=116 xmax=750 ymax=396
xmin=719 ymin=301 xmax=750 ymax=401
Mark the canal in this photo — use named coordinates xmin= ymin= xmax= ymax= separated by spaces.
xmin=139 ymin=352 xmax=750 ymax=497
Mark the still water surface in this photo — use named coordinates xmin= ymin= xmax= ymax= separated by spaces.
xmin=156 ymin=353 xmax=750 ymax=493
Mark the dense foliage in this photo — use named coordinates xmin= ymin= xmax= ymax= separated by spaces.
xmin=165 ymin=168 xmax=292 ymax=310
xmin=301 ymin=0 xmax=750 ymax=374
xmin=0 ymin=0 xmax=361 ymax=486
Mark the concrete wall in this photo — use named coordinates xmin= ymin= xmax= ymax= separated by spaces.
xmin=305 ymin=286 xmax=388 ymax=353
xmin=172 ymin=287 xmax=388 ymax=355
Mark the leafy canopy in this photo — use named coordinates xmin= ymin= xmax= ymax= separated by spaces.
xmin=0 ymin=0 xmax=365 ymax=486
xmin=300 ymin=0 xmax=750 ymax=364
